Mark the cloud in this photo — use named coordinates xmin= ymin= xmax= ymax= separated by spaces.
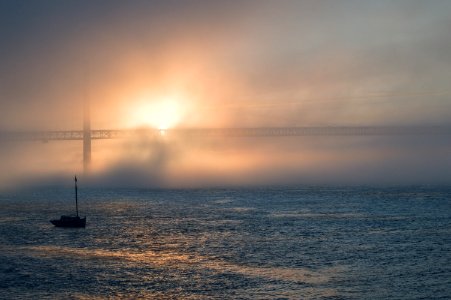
xmin=0 ymin=1 xmax=450 ymax=187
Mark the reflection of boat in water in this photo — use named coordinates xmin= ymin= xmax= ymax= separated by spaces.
xmin=50 ymin=176 xmax=86 ymax=228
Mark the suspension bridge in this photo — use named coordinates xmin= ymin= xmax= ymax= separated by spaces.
xmin=1 ymin=101 xmax=450 ymax=173
xmin=2 ymin=125 xmax=451 ymax=141
xmin=2 ymin=125 xmax=450 ymax=172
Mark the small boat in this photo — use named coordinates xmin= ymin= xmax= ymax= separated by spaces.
xmin=50 ymin=176 xmax=86 ymax=228
xmin=50 ymin=215 xmax=86 ymax=227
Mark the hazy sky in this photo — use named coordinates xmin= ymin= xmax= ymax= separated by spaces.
xmin=1 ymin=0 xmax=450 ymax=187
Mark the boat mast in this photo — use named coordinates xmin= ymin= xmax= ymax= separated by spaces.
xmin=75 ymin=176 xmax=79 ymax=217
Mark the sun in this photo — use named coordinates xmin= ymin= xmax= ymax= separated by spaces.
xmin=127 ymin=94 xmax=184 ymax=130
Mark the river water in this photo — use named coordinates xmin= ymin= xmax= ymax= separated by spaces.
xmin=1 ymin=186 xmax=450 ymax=299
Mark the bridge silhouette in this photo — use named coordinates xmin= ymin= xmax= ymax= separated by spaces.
xmin=2 ymin=125 xmax=451 ymax=141
xmin=2 ymin=97 xmax=451 ymax=173
xmin=1 ymin=125 xmax=450 ymax=173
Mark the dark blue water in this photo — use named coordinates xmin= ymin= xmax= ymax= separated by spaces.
xmin=1 ymin=186 xmax=450 ymax=299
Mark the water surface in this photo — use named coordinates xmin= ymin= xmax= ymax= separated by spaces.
xmin=1 ymin=186 xmax=450 ymax=299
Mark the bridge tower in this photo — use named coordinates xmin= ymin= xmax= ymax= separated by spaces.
xmin=83 ymin=90 xmax=91 ymax=174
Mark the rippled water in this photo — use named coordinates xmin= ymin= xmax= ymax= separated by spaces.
xmin=1 ymin=186 xmax=450 ymax=299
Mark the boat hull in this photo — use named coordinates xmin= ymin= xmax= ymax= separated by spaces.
xmin=50 ymin=216 xmax=86 ymax=228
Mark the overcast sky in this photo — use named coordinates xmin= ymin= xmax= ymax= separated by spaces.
xmin=1 ymin=1 xmax=450 ymax=187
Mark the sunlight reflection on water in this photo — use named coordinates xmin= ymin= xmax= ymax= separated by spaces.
xmin=1 ymin=186 xmax=451 ymax=299
xmin=22 ymin=245 xmax=339 ymax=284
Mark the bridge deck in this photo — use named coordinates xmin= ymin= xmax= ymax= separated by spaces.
xmin=1 ymin=126 xmax=450 ymax=141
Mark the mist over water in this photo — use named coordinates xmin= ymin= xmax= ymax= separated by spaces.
xmin=2 ymin=132 xmax=450 ymax=189
xmin=1 ymin=2 xmax=451 ymax=298
xmin=1 ymin=1 xmax=451 ymax=187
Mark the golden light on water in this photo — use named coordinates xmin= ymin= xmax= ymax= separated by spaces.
xmin=23 ymin=245 xmax=338 ymax=286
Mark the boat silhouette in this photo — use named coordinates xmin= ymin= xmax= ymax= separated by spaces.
xmin=50 ymin=176 xmax=86 ymax=228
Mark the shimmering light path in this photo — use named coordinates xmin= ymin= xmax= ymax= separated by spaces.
xmin=1 ymin=186 xmax=450 ymax=299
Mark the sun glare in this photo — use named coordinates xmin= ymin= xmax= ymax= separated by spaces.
xmin=127 ymin=95 xmax=184 ymax=130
